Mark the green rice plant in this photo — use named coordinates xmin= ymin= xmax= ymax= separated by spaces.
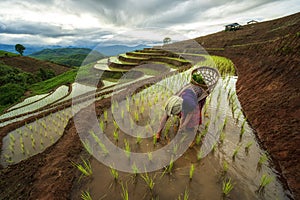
xmin=232 ymin=146 xmax=240 ymax=160
xmin=121 ymin=109 xmax=125 ymax=120
xmin=82 ymin=139 xmax=93 ymax=154
xmin=113 ymin=129 xmax=119 ymax=143
xmin=71 ymin=158 xmax=93 ymax=178
xmin=222 ymin=178 xmax=234 ymax=197
xmin=141 ymin=172 xmax=155 ymax=191
xmin=178 ymin=187 xmax=189 ymax=200
xmin=212 ymin=143 xmax=217 ymax=153
xmin=204 ymin=120 xmax=210 ymax=130
xmin=89 ymin=130 xmax=109 ymax=156
xmin=134 ymin=111 xmax=139 ymax=122
xmin=113 ymin=120 xmax=119 ymax=130
xmin=163 ymin=158 xmax=174 ymax=175
xmin=236 ymin=111 xmax=242 ymax=123
xmin=103 ymin=110 xmax=108 ymax=122
xmin=197 ymin=150 xmax=203 ymax=161
xmin=99 ymin=119 xmax=105 ymax=132
xmin=258 ymin=153 xmax=268 ymax=167
xmin=30 ymin=134 xmax=36 ymax=149
xmin=9 ymin=144 xmax=15 ymax=154
xmin=222 ymin=160 xmax=229 ymax=175
xmin=136 ymin=135 xmax=142 ymax=145
xmin=81 ymin=190 xmax=92 ymax=200
xmin=219 ymin=131 xmax=225 ymax=144
xmin=140 ymin=105 xmax=145 ymax=114
xmin=245 ymin=141 xmax=253 ymax=153
xmin=222 ymin=117 xmax=228 ymax=130
xmin=124 ymin=139 xmax=131 ymax=158
xmin=110 ymin=166 xmax=119 ymax=181
xmin=195 ymin=134 xmax=202 ymax=145
xmin=132 ymin=163 xmax=139 ymax=176
xmin=163 ymin=120 xmax=171 ymax=138
xmin=173 ymin=144 xmax=179 ymax=155
xmin=153 ymin=134 xmax=157 ymax=146
xmin=9 ymin=134 xmax=16 ymax=143
xmin=50 ymin=136 xmax=55 ymax=144
xmin=258 ymin=174 xmax=273 ymax=193
xmin=189 ymin=164 xmax=195 ymax=180
xmin=40 ymin=138 xmax=44 ymax=147
xmin=130 ymin=118 xmax=134 ymax=130
xmin=201 ymin=129 xmax=208 ymax=137
xmin=121 ymin=183 xmax=129 ymax=200
xmin=147 ymin=152 xmax=153 ymax=161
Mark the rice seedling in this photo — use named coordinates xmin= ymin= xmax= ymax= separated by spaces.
xmin=258 ymin=153 xmax=268 ymax=167
xmin=130 ymin=118 xmax=134 ymax=131
xmin=113 ymin=120 xmax=119 ymax=130
xmin=113 ymin=129 xmax=119 ymax=143
xmin=81 ymin=190 xmax=92 ymax=200
xmin=124 ymin=139 xmax=131 ymax=158
xmin=178 ymin=187 xmax=189 ymax=200
xmin=212 ymin=142 xmax=217 ymax=153
xmin=197 ymin=150 xmax=203 ymax=161
xmin=140 ymin=105 xmax=145 ymax=114
xmin=147 ymin=152 xmax=153 ymax=161
xmin=103 ymin=110 xmax=108 ymax=122
xmin=71 ymin=158 xmax=93 ymax=178
xmin=195 ymin=134 xmax=202 ymax=145
xmin=30 ymin=134 xmax=36 ymax=149
xmin=258 ymin=174 xmax=273 ymax=193
xmin=110 ymin=166 xmax=119 ymax=181
xmin=121 ymin=183 xmax=129 ymax=200
xmin=134 ymin=111 xmax=139 ymax=122
xmin=222 ymin=160 xmax=229 ymax=175
xmin=232 ymin=146 xmax=240 ymax=160
xmin=50 ymin=136 xmax=55 ymax=144
xmin=222 ymin=178 xmax=234 ymax=197
xmin=173 ymin=144 xmax=179 ymax=155
xmin=141 ymin=172 xmax=155 ymax=191
xmin=245 ymin=141 xmax=253 ymax=154
xmin=9 ymin=144 xmax=14 ymax=154
xmin=136 ymin=135 xmax=142 ymax=145
xmin=222 ymin=117 xmax=228 ymax=130
xmin=82 ymin=139 xmax=93 ymax=154
xmin=163 ymin=158 xmax=174 ymax=175
xmin=204 ymin=120 xmax=210 ymax=130
xmin=121 ymin=109 xmax=125 ymax=120
xmin=153 ymin=134 xmax=157 ymax=146
xmin=99 ymin=119 xmax=105 ymax=132
xmin=9 ymin=134 xmax=16 ymax=143
xmin=132 ymin=163 xmax=139 ymax=176
xmin=219 ymin=131 xmax=225 ymax=144
xmin=89 ymin=130 xmax=109 ymax=156
xmin=189 ymin=164 xmax=195 ymax=180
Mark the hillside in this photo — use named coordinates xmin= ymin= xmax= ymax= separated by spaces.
xmin=0 ymin=52 xmax=73 ymax=112
xmin=30 ymin=48 xmax=105 ymax=67
xmin=194 ymin=12 xmax=300 ymax=198
xmin=0 ymin=53 xmax=70 ymax=75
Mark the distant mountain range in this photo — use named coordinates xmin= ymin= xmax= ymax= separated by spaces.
xmin=30 ymin=48 xmax=105 ymax=67
xmin=0 ymin=44 xmax=151 ymax=56
xmin=94 ymin=44 xmax=151 ymax=56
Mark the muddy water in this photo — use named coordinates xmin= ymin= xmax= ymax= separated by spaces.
xmin=72 ymin=75 xmax=291 ymax=199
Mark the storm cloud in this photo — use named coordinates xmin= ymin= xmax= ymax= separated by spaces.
xmin=0 ymin=0 xmax=299 ymax=46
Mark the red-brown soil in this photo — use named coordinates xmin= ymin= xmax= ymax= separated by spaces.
xmin=0 ymin=12 xmax=299 ymax=199
xmin=0 ymin=56 xmax=70 ymax=75
xmin=195 ymin=12 xmax=300 ymax=198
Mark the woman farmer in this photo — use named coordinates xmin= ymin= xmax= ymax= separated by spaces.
xmin=156 ymin=83 xmax=208 ymax=141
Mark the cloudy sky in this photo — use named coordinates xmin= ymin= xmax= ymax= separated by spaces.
xmin=0 ymin=0 xmax=299 ymax=47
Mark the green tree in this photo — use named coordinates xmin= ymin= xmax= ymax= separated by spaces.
xmin=15 ymin=44 xmax=26 ymax=56
xmin=163 ymin=37 xmax=171 ymax=45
